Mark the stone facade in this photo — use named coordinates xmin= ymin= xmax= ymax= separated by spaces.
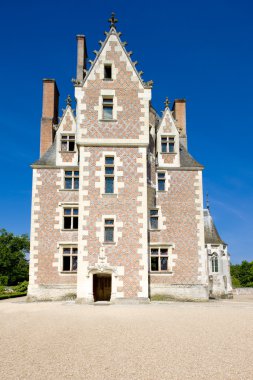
xmin=28 ymin=15 xmax=231 ymax=302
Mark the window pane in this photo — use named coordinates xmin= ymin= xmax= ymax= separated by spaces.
xmin=73 ymin=217 xmax=78 ymax=229
xmin=161 ymin=143 xmax=167 ymax=153
xmin=72 ymin=256 xmax=78 ymax=271
xmin=64 ymin=217 xmax=71 ymax=229
xmin=105 ymin=157 xmax=114 ymax=164
xmin=61 ymin=141 xmax=67 ymax=151
xmin=64 ymin=209 xmax=71 ymax=215
xmin=69 ymin=141 xmax=75 ymax=151
xmin=105 ymin=167 xmax=114 ymax=174
xmin=105 ymin=227 xmax=114 ymax=242
xmin=74 ymin=178 xmax=79 ymax=190
xmin=72 ymin=248 xmax=78 ymax=255
xmin=63 ymin=256 xmax=70 ymax=271
xmin=105 ymin=177 xmax=114 ymax=193
xmin=104 ymin=65 xmax=112 ymax=79
xmin=105 ymin=219 xmax=114 ymax=225
xmin=151 ymin=249 xmax=159 ymax=255
xmin=73 ymin=208 xmax=78 ymax=215
xmin=160 ymin=249 xmax=168 ymax=255
xmin=65 ymin=171 xmax=72 ymax=176
xmin=74 ymin=171 xmax=79 ymax=176
xmin=65 ymin=178 xmax=72 ymax=189
xmin=150 ymin=217 xmax=158 ymax=229
xmin=151 ymin=257 xmax=159 ymax=271
xmin=103 ymin=98 xmax=113 ymax=105
xmin=69 ymin=136 xmax=75 ymax=140
xmin=63 ymin=248 xmax=71 ymax=254
xmin=158 ymin=180 xmax=165 ymax=191
xmin=158 ymin=173 xmax=165 ymax=179
xmin=150 ymin=210 xmax=158 ymax=216
xmin=161 ymin=257 xmax=168 ymax=271
xmin=103 ymin=106 xmax=113 ymax=120
xmin=169 ymin=143 xmax=174 ymax=153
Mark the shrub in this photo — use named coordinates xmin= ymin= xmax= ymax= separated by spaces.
xmin=14 ymin=281 xmax=28 ymax=293
xmin=231 ymin=276 xmax=241 ymax=288
xmin=0 ymin=276 xmax=8 ymax=286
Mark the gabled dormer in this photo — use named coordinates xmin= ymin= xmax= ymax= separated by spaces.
xmin=74 ymin=13 xmax=152 ymax=146
xmin=55 ymin=97 xmax=78 ymax=167
xmin=157 ymin=98 xmax=180 ymax=168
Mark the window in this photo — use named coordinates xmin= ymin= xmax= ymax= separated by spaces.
xmin=150 ymin=248 xmax=169 ymax=272
xmin=61 ymin=135 xmax=75 ymax=152
xmin=211 ymin=254 xmax=219 ymax=273
xmin=104 ymin=219 xmax=114 ymax=242
xmin=103 ymin=97 xmax=113 ymax=120
xmin=161 ymin=136 xmax=175 ymax=153
xmin=157 ymin=172 xmax=165 ymax=191
xmin=105 ymin=156 xmax=114 ymax=193
xmin=64 ymin=171 xmax=79 ymax=190
xmin=63 ymin=208 xmax=78 ymax=230
xmin=149 ymin=209 xmax=159 ymax=230
xmin=104 ymin=64 xmax=112 ymax=79
xmin=62 ymin=247 xmax=78 ymax=272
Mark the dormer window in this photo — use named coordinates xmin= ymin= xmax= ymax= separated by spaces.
xmin=161 ymin=136 xmax=175 ymax=153
xmin=104 ymin=64 xmax=112 ymax=79
xmin=103 ymin=97 xmax=113 ymax=120
xmin=61 ymin=135 xmax=75 ymax=152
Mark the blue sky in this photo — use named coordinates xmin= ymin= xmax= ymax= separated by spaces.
xmin=0 ymin=0 xmax=252 ymax=263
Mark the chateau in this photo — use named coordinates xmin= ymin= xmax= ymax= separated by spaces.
xmin=28 ymin=14 xmax=232 ymax=302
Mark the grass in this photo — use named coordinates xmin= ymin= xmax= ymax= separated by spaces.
xmin=0 ymin=292 xmax=27 ymax=300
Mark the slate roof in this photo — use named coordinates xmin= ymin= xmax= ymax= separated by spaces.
xmin=32 ymin=140 xmax=56 ymax=167
xmin=204 ymin=208 xmax=226 ymax=245
xmin=180 ymin=144 xmax=203 ymax=169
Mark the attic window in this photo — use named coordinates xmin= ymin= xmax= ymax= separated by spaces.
xmin=161 ymin=136 xmax=175 ymax=153
xmin=104 ymin=65 xmax=112 ymax=79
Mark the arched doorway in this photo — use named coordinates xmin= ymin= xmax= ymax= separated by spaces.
xmin=93 ymin=273 xmax=112 ymax=301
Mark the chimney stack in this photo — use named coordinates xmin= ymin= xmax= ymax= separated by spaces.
xmin=40 ymin=79 xmax=59 ymax=157
xmin=173 ymin=99 xmax=187 ymax=149
xmin=76 ymin=35 xmax=87 ymax=81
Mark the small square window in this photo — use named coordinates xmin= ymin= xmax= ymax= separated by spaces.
xmin=61 ymin=135 xmax=75 ymax=152
xmin=103 ymin=98 xmax=113 ymax=120
xmin=104 ymin=219 xmax=114 ymax=242
xmin=64 ymin=171 xmax=79 ymax=190
xmin=104 ymin=65 xmax=112 ymax=79
xmin=158 ymin=172 xmax=165 ymax=191
xmin=62 ymin=246 xmax=78 ymax=272
xmin=150 ymin=209 xmax=159 ymax=230
xmin=150 ymin=247 xmax=170 ymax=272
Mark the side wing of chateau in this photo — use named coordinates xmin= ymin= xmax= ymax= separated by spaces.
xmin=28 ymin=15 xmax=232 ymax=302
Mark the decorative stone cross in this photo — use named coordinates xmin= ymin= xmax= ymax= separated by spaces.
xmin=108 ymin=12 xmax=118 ymax=29
xmin=164 ymin=97 xmax=170 ymax=108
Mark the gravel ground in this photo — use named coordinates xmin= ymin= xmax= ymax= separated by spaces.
xmin=1 ymin=296 xmax=253 ymax=380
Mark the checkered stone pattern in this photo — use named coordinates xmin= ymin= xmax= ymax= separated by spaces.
xmin=60 ymin=152 xmax=75 ymax=163
xmin=62 ymin=114 xmax=73 ymax=131
xmin=150 ymin=170 xmax=206 ymax=286
xmin=28 ymin=169 xmax=79 ymax=295
xmin=79 ymin=147 xmax=148 ymax=299
xmin=76 ymin=33 xmax=150 ymax=143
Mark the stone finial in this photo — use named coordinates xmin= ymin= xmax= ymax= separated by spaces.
xmin=108 ymin=12 xmax=118 ymax=29
xmin=65 ymin=95 xmax=72 ymax=107
xmin=164 ymin=97 xmax=170 ymax=109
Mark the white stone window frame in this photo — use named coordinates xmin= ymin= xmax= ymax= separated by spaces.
xmin=95 ymin=89 xmax=122 ymax=122
xmin=59 ymin=244 xmax=78 ymax=274
xmin=161 ymin=135 xmax=176 ymax=154
xmin=103 ymin=61 xmax=116 ymax=81
xmin=61 ymin=169 xmax=79 ymax=191
xmin=95 ymin=152 xmax=124 ymax=197
xmin=211 ymin=252 xmax=219 ymax=273
xmin=149 ymin=207 xmax=165 ymax=231
xmin=60 ymin=134 xmax=76 ymax=152
xmin=149 ymin=244 xmax=174 ymax=273
xmin=156 ymin=171 xmax=169 ymax=192
xmin=96 ymin=215 xmax=123 ymax=246
xmin=59 ymin=202 xmax=79 ymax=231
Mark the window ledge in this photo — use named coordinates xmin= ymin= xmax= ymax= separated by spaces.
xmin=157 ymin=190 xmax=166 ymax=193
xmin=59 ymin=189 xmax=79 ymax=192
xmin=99 ymin=119 xmax=117 ymax=123
xmin=161 ymin=152 xmax=176 ymax=155
xmin=59 ymin=151 xmax=77 ymax=153
xmin=60 ymin=271 xmax=77 ymax=274
xmin=103 ymin=242 xmax=116 ymax=245
xmin=103 ymin=78 xmax=113 ymax=81
xmin=149 ymin=229 xmax=161 ymax=232
xmin=61 ymin=229 xmax=78 ymax=232
xmin=149 ymin=271 xmax=173 ymax=275
xmin=102 ymin=193 xmax=118 ymax=197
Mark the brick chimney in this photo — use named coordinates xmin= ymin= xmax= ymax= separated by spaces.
xmin=76 ymin=35 xmax=87 ymax=81
xmin=40 ymin=79 xmax=59 ymax=157
xmin=173 ymin=99 xmax=187 ymax=149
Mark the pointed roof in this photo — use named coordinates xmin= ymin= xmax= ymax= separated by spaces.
xmin=79 ymin=13 xmax=153 ymax=89
xmin=204 ymin=208 xmax=226 ymax=245
xmin=32 ymin=140 xmax=57 ymax=167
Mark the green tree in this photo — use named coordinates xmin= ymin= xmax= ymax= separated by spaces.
xmin=230 ymin=260 xmax=253 ymax=288
xmin=0 ymin=229 xmax=29 ymax=285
